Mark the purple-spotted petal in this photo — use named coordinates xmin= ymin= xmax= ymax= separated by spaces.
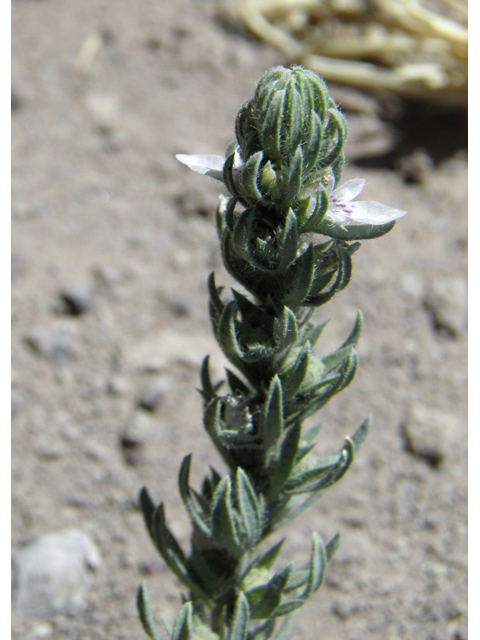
xmin=176 ymin=154 xmax=225 ymax=181
xmin=347 ymin=201 xmax=407 ymax=225
xmin=331 ymin=179 xmax=365 ymax=204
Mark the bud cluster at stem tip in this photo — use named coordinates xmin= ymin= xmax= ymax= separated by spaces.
xmin=229 ymin=65 xmax=346 ymax=212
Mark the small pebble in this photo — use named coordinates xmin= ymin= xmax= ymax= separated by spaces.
xmin=121 ymin=410 xmax=155 ymax=465
xmin=136 ymin=377 xmax=170 ymax=412
xmin=424 ymin=277 xmax=467 ymax=338
xmin=400 ymin=403 xmax=459 ymax=468
xmin=60 ymin=285 xmax=94 ymax=316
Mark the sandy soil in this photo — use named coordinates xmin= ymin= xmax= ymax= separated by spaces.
xmin=12 ymin=1 xmax=467 ymax=639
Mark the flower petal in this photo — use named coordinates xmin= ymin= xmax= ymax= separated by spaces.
xmin=347 ymin=201 xmax=407 ymax=225
xmin=176 ymin=154 xmax=225 ymax=181
xmin=331 ymin=179 xmax=365 ymax=203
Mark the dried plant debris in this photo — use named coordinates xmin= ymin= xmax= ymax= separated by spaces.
xmin=220 ymin=0 xmax=467 ymax=106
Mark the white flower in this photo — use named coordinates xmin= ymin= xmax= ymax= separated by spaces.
xmin=325 ymin=179 xmax=407 ymax=226
xmin=176 ymin=155 xmax=407 ymax=227
xmin=176 ymin=154 xmax=225 ymax=182
xmin=176 ymin=151 xmax=243 ymax=184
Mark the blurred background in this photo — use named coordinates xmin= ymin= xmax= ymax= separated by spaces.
xmin=12 ymin=1 xmax=467 ymax=639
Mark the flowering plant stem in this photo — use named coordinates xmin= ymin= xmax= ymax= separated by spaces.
xmin=137 ymin=66 xmax=406 ymax=640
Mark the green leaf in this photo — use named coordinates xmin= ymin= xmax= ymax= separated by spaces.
xmin=200 ymin=356 xmax=216 ymax=402
xmin=334 ymin=349 xmax=358 ymax=393
xmin=282 ymin=243 xmax=316 ymax=309
xmin=243 ymin=151 xmax=264 ymax=201
xmin=211 ymin=477 xmax=241 ymax=553
xmin=340 ymin=311 xmax=363 ymax=349
xmin=223 ymin=152 xmax=238 ymax=199
xmin=306 ymin=246 xmax=351 ymax=306
xmin=139 ymin=486 xmax=156 ymax=543
xmin=318 ymin=108 xmax=346 ymax=168
xmin=137 ymin=582 xmax=161 ymax=640
xmin=276 ymin=210 xmax=299 ymax=272
xmin=208 ymin=272 xmax=225 ymax=317
xmin=271 ymin=611 xmax=297 ymax=640
xmin=351 ymin=415 xmax=371 ymax=451
xmin=179 ymin=455 xmax=212 ymax=537
xmin=281 ymin=344 xmax=310 ymax=401
xmin=285 ymin=454 xmax=340 ymax=492
xmin=301 ymin=421 xmax=324 ymax=444
xmin=271 ymin=599 xmax=304 ymax=617
xmin=298 ymin=319 xmax=329 ymax=349
xmin=225 ymin=368 xmax=251 ymax=397
xmin=306 ymin=437 xmax=355 ymax=493
xmin=283 ymin=146 xmax=303 ymax=206
xmin=301 ymin=533 xmax=326 ymax=598
xmin=250 ymin=564 xmax=293 ymax=619
xmin=325 ymin=532 xmax=341 ymax=563
xmin=321 ymin=346 xmax=352 ymax=373
xmin=152 ymin=504 xmax=212 ymax=605
xmin=228 ymin=592 xmax=250 ymax=640
xmin=267 ymin=421 xmax=302 ymax=499
xmin=271 ymin=440 xmax=355 ymax=530
xmin=273 ymin=307 xmax=298 ymax=352
xmin=317 ymin=219 xmax=396 ymax=241
xmin=236 ymin=468 xmax=262 ymax=546
xmin=298 ymin=186 xmax=328 ymax=234
xmin=231 ymin=288 xmax=258 ymax=317
xmin=172 ymin=602 xmax=194 ymax=640
xmin=218 ymin=302 xmax=244 ymax=360
xmin=248 ymin=618 xmax=275 ymax=640
xmin=262 ymin=376 xmax=284 ymax=450
xmin=261 ymin=90 xmax=285 ymax=163
xmin=244 ymin=538 xmax=285 ymax=578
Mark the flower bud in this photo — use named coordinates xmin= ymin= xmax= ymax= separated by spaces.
xmin=233 ymin=66 xmax=347 ymax=205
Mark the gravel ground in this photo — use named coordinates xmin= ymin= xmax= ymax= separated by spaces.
xmin=12 ymin=1 xmax=467 ymax=639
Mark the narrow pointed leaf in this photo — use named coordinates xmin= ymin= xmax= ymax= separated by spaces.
xmin=317 ymin=219 xmax=396 ymax=241
xmin=276 ymin=210 xmax=299 ymax=272
xmin=250 ymin=564 xmax=293 ymax=619
xmin=267 ymin=421 xmax=302 ymax=498
xmin=172 ymin=602 xmax=194 ymax=640
xmin=229 ymin=592 xmax=250 ymax=640
xmin=200 ymin=356 xmax=216 ymax=401
xmin=218 ymin=301 xmax=244 ymax=360
xmin=244 ymin=538 xmax=285 ymax=578
xmin=262 ymin=376 xmax=284 ymax=450
xmin=283 ymin=244 xmax=315 ymax=309
xmin=152 ymin=504 xmax=212 ymax=604
xmin=179 ymin=455 xmax=212 ymax=536
xmin=302 ymin=421 xmax=324 ymax=444
xmin=271 ymin=611 xmax=297 ymax=640
xmin=322 ymin=346 xmax=352 ymax=373
xmin=208 ymin=272 xmax=225 ymax=316
xmin=211 ymin=477 xmax=241 ymax=553
xmin=301 ymin=533 xmax=326 ymax=598
xmin=298 ymin=319 xmax=329 ymax=348
xmin=249 ymin=618 xmax=275 ymax=640
xmin=139 ymin=486 xmax=156 ymax=543
xmin=351 ymin=415 xmax=371 ymax=451
xmin=283 ymin=146 xmax=303 ymax=206
xmin=274 ymin=306 xmax=298 ymax=351
xmin=325 ymin=532 xmax=341 ymax=562
xmin=137 ymin=582 xmax=161 ymax=640
xmin=285 ymin=454 xmax=340 ymax=491
xmin=243 ymin=151 xmax=264 ymax=201
xmin=281 ymin=344 xmax=310 ymax=401
xmin=271 ymin=599 xmax=304 ymax=617
xmin=225 ymin=368 xmax=251 ymax=397
xmin=299 ymin=186 xmax=328 ymax=234
xmin=236 ymin=467 xmax=261 ymax=546
xmin=340 ymin=311 xmax=363 ymax=349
